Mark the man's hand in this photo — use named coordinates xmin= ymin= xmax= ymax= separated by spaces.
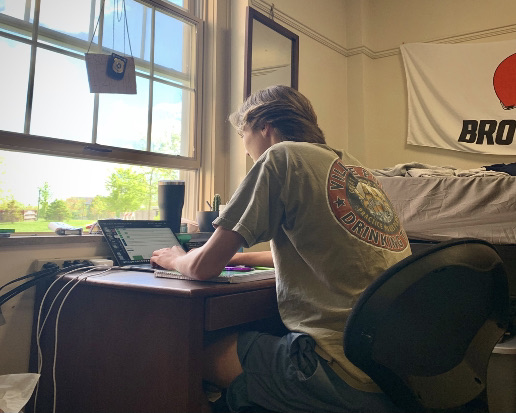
xmin=150 ymin=245 xmax=186 ymax=270
xmin=150 ymin=226 xmax=246 ymax=280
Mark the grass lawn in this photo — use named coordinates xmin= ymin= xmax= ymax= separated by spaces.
xmin=0 ymin=220 xmax=94 ymax=233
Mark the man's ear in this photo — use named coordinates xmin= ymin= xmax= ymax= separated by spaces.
xmin=261 ymin=123 xmax=272 ymax=138
xmin=262 ymin=123 xmax=282 ymax=144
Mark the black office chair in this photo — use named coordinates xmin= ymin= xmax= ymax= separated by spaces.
xmin=344 ymin=238 xmax=511 ymax=412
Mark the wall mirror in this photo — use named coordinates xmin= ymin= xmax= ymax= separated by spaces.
xmin=244 ymin=6 xmax=299 ymax=98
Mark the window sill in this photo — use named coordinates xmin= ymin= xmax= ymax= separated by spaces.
xmin=0 ymin=234 xmax=105 ymax=247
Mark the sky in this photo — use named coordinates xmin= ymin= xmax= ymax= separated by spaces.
xmin=0 ymin=150 xmax=118 ymax=205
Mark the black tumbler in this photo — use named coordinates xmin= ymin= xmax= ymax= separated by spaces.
xmin=158 ymin=180 xmax=185 ymax=233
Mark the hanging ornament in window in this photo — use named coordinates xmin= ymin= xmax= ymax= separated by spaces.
xmin=85 ymin=0 xmax=136 ymax=94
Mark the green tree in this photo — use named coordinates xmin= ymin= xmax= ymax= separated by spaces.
xmin=105 ymin=168 xmax=148 ymax=217
xmin=65 ymin=197 xmax=90 ymax=219
xmin=45 ymin=199 xmax=70 ymax=221
xmin=89 ymin=195 xmax=110 ymax=219
xmin=38 ymin=182 xmax=51 ymax=220
xmin=0 ymin=197 xmax=24 ymax=222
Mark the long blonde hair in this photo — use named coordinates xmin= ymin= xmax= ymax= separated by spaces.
xmin=229 ymin=85 xmax=326 ymax=144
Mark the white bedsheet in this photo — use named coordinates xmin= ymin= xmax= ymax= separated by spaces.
xmin=377 ymin=175 xmax=516 ymax=244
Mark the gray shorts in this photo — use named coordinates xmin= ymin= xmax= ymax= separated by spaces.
xmin=226 ymin=331 xmax=402 ymax=413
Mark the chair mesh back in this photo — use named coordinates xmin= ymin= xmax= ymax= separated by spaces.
xmin=344 ymin=238 xmax=510 ymax=412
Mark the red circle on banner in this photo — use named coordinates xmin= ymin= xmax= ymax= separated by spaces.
xmin=494 ymin=53 xmax=516 ymax=110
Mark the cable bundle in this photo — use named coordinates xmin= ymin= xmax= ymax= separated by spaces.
xmin=0 ymin=261 xmax=93 ymax=325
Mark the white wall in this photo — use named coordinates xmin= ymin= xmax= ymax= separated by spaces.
xmin=0 ymin=239 xmax=111 ymax=375
xmin=299 ymin=31 xmax=348 ymax=150
xmin=275 ymin=0 xmax=348 ymax=150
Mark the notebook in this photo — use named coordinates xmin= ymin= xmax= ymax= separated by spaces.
xmin=154 ymin=267 xmax=275 ymax=283
xmin=98 ymin=219 xmax=183 ymax=272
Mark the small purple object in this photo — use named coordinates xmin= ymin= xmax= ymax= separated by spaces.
xmin=224 ymin=266 xmax=253 ymax=272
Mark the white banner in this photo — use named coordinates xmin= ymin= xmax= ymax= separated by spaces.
xmin=401 ymin=40 xmax=516 ymax=155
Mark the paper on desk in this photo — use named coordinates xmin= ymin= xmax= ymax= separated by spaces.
xmin=0 ymin=374 xmax=40 ymax=413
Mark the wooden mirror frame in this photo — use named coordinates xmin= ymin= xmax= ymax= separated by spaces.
xmin=244 ymin=6 xmax=299 ymax=99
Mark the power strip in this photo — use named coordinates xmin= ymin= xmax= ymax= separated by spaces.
xmin=33 ymin=257 xmax=112 ymax=272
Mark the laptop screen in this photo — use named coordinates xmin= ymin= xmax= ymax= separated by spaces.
xmin=98 ymin=220 xmax=183 ymax=266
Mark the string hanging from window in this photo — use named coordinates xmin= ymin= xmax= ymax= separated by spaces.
xmin=111 ymin=0 xmax=134 ymax=59
xmin=84 ymin=0 xmax=137 ymax=94
xmin=87 ymin=0 xmax=133 ymax=58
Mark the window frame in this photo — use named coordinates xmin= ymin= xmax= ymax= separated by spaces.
xmin=0 ymin=0 xmax=204 ymax=171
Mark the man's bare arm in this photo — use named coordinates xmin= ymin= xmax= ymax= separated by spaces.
xmin=227 ymin=251 xmax=274 ymax=267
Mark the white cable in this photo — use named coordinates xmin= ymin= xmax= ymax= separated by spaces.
xmin=33 ymin=266 xmax=90 ymax=413
xmin=37 ymin=268 xmax=94 ymax=373
xmin=52 ymin=267 xmax=113 ymax=413
xmin=32 ymin=266 xmax=114 ymax=413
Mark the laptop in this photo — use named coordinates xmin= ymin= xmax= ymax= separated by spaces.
xmin=97 ymin=219 xmax=184 ymax=272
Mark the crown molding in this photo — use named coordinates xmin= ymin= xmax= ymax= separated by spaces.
xmin=249 ymin=0 xmax=516 ymax=59
xmin=250 ymin=0 xmax=350 ymax=56
xmin=431 ymin=23 xmax=516 ymax=44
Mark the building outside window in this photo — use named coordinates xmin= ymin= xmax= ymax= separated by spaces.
xmin=0 ymin=0 xmax=203 ymax=233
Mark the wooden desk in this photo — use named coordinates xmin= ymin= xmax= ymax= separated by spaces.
xmin=31 ymin=270 xmax=279 ymax=413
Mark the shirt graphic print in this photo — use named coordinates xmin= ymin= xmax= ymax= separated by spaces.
xmin=327 ymin=160 xmax=409 ymax=252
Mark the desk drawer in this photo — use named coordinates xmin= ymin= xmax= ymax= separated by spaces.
xmin=205 ymin=288 xmax=278 ymax=331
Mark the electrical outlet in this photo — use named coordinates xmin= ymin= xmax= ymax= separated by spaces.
xmin=33 ymin=257 xmax=108 ymax=272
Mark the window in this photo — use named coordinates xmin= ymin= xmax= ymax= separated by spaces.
xmin=0 ymin=0 xmax=203 ymax=232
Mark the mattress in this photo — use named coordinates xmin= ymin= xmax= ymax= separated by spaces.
xmin=377 ymin=175 xmax=516 ymax=244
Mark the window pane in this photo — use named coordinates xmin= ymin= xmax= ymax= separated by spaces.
xmin=0 ymin=0 xmax=200 ymax=176
xmin=39 ymin=0 xmax=96 ymax=42
xmin=0 ymin=37 xmax=30 ymax=133
xmin=0 ymin=0 xmax=33 ymax=40
xmin=154 ymin=8 xmax=194 ymax=87
xmin=165 ymin=0 xmax=187 ymax=9
xmin=0 ymin=149 xmax=196 ymax=232
xmin=97 ymin=76 xmax=149 ymax=150
xmin=151 ymin=81 xmax=192 ymax=157
xmin=31 ymin=49 xmax=94 ymax=141
xmin=0 ymin=0 xmax=28 ymax=20
xmin=103 ymin=0 xmax=146 ymax=59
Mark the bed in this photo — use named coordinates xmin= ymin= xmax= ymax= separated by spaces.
xmin=373 ymin=162 xmax=516 ymax=298
xmin=373 ymin=163 xmax=516 ymax=244
xmin=375 ymin=175 xmax=516 ymax=244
